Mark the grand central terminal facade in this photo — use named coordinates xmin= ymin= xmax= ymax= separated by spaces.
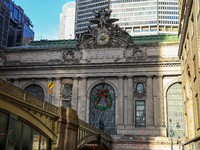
xmin=0 ymin=10 xmax=184 ymax=150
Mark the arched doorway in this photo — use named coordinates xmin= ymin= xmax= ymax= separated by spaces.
xmin=89 ymin=83 xmax=115 ymax=135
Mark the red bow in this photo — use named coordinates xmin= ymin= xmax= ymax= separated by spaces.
xmin=93 ymin=88 xmax=111 ymax=107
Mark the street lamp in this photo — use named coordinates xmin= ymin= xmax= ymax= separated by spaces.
xmin=162 ymin=119 xmax=182 ymax=150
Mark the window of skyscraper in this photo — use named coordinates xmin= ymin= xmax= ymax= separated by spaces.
xmin=10 ymin=4 xmax=14 ymax=17
xmin=14 ymin=8 xmax=19 ymax=21
xmin=4 ymin=0 xmax=9 ymax=7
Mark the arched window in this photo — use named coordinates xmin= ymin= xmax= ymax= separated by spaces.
xmin=167 ymin=82 xmax=184 ymax=137
xmin=25 ymin=84 xmax=44 ymax=100
xmin=89 ymin=83 xmax=115 ymax=135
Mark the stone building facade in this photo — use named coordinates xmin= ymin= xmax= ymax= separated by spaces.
xmin=178 ymin=0 xmax=200 ymax=149
xmin=0 ymin=10 xmax=183 ymax=149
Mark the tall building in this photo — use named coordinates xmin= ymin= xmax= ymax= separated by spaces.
xmin=178 ymin=0 xmax=200 ymax=149
xmin=58 ymin=2 xmax=75 ymax=40
xmin=110 ymin=0 xmax=179 ymax=36
xmin=0 ymin=0 xmax=34 ymax=47
xmin=75 ymin=0 xmax=109 ymax=38
xmin=75 ymin=0 xmax=179 ymax=37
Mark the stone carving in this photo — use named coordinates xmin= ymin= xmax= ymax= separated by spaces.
xmin=63 ymin=50 xmax=75 ymax=62
xmin=132 ymin=47 xmax=147 ymax=60
xmin=91 ymin=9 xmax=116 ymax=29
xmin=0 ymin=50 xmax=6 ymax=66
xmin=134 ymin=77 xmax=147 ymax=98
xmin=77 ymin=9 xmax=134 ymax=48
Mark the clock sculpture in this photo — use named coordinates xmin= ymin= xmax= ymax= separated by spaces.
xmin=97 ymin=32 xmax=110 ymax=45
xmin=77 ymin=8 xmax=134 ymax=48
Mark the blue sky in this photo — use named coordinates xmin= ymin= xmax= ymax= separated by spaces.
xmin=14 ymin=0 xmax=75 ymax=41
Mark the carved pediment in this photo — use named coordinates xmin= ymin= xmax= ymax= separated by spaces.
xmin=77 ymin=9 xmax=134 ymax=49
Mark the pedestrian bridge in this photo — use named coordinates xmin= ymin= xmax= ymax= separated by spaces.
xmin=0 ymin=78 xmax=112 ymax=150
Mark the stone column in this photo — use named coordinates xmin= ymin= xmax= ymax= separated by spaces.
xmin=146 ymin=75 xmax=154 ymax=126
xmin=158 ymin=75 xmax=164 ymax=125
xmin=53 ymin=78 xmax=61 ymax=106
xmin=77 ymin=77 xmax=87 ymax=121
xmin=124 ymin=77 xmax=128 ymax=125
xmin=54 ymin=107 xmax=79 ymax=150
xmin=71 ymin=77 xmax=79 ymax=111
xmin=117 ymin=76 xmax=124 ymax=125
xmin=153 ymin=75 xmax=162 ymax=126
xmin=127 ymin=76 xmax=133 ymax=125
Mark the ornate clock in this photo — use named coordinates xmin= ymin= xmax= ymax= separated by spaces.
xmin=97 ymin=32 xmax=110 ymax=45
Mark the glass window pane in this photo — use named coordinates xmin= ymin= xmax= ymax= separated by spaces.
xmin=40 ymin=135 xmax=48 ymax=150
xmin=22 ymin=123 xmax=32 ymax=150
xmin=32 ymin=130 xmax=40 ymax=150
xmin=25 ymin=84 xmax=44 ymax=100
xmin=62 ymin=100 xmax=70 ymax=107
xmin=0 ymin=111 xmax=9 ymax=150
xmin=167 ymin=83 xmax=184 ymax=138
xmin=89 ymin=83 xmax=115 ymax=135
xmin=15 ymin=120 xmax=22 ymax=150
xmin=135 ymin=100 xmax=146 ymax=127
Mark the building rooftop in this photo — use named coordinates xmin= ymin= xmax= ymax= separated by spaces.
xmin=7 ymin=34 xmax=179 ymax=50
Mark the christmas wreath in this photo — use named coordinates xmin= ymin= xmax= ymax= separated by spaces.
xmin=92 ymin=88 xmax=113 ymax=110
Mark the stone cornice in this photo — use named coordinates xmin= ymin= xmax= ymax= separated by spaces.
xmin=178 ymin=0 xmax=193 ymax=58
xmin=0 ymin=62 xmax=181 ymax=71
xmin=178 ymin=0 xmax=186 ymax=36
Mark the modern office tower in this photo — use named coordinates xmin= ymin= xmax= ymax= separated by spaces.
xmin=59 ymin=2 xmax=75 ymax=40
xmin=75 ymin=0 xmax=109 ymax=38
xmin=0 ymin=0 xmax=34 ymax=47
xmin=0 ymin=0 xmax=10 ymax=46
xmin=109 ymin=0 xmax=179 ymax=36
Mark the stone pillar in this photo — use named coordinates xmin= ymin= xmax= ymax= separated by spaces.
xmin=53 ymin=78 xmax=61 ymax=106
xmin=158 ymin=75 xmax=164 ymax=125
xmin=117 ymin=76 xmax=124 ymax=125
xmin=54 ymin=107 xmax=79 ymax=150
xmin=146 ymin=75 xmax=154 ymax=126
xmin=153 ymin=75 xmax=161 ymax=126
xmin=71 ymin=77 xmax=78 ymax=111
xmin=124 ymin=77 xmax=128 ymax=125
xmin=77 ymin=77 xmax=87 ymax=121
xmin=127 ymin=76 xmax=133 ymax=125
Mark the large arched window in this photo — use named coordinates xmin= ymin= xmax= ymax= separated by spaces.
xmin=89 ymin=83 xmax=115 ymax=135
xmin=167 ymin=82 xmax=184 ymax=137
xmin=25 ymin=84 xmax=44 ymax=100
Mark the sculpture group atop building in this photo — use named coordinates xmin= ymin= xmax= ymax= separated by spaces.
xmin=77 ymin=9 xmax=134 ymax=48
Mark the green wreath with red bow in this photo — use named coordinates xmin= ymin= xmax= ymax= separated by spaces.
xmin=92 ymin=88 xmax=113 ymax=110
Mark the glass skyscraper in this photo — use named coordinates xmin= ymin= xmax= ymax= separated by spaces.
xmin=75 ymin=0 xmax=179 ymax=37
xmin=110 ymin=0 xmax=179 ymax=36
xmin=75 ymin=0 xmax=109 ymax=38
xmin=0 ymin=0 xmax=34 ymax=47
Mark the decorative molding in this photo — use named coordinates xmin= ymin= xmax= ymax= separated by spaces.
xmin=62 ymin=49 xmax=75 ymax=62
xmin=132 ymin=46 xmax=147 ymax=60
xmin=61 ymin=79 xmax=73 ymax=100
xmin=178 ymin=0 xmax=193 ymax=58
xmin=133 ymin=77 xmax=147 ymax=98
xmin=0 ymin=62 xmax=181 ymax=71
